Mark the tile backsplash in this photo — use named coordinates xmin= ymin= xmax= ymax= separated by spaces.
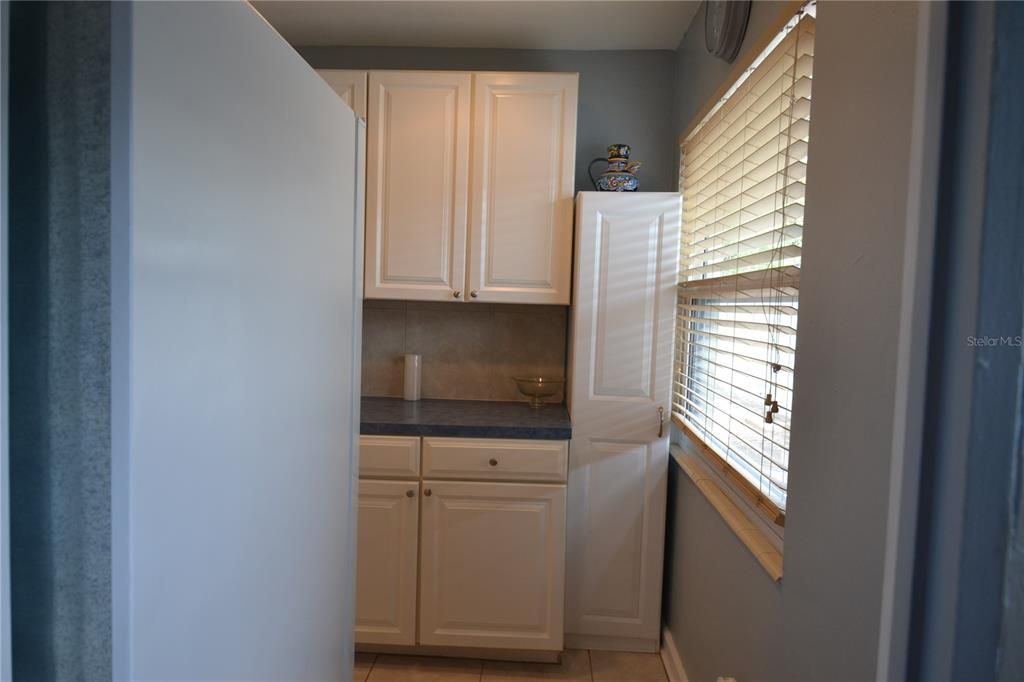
xmin=361 ymin=300 xmax=568 ymax=402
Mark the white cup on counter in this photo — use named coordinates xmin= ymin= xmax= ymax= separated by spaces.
xmin=403 ymin=353 xmax=422 ymax=401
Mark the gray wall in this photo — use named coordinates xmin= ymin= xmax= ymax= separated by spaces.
xmin=672 ymin=0 xmax=789 ymax=133
xmin=663 ymin=466 xmax=784 ymax=681
xmin=783 ymin=3 xmax=918 ymax=677
xmin=362 ymin=301 xmax=567 ymax=402
xmin=298 ymin=46 xmax=677 ymax=193
xmin=664 ymin=2 xmax=922 ymax=680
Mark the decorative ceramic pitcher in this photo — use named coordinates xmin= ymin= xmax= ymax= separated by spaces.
xmin=588 ymin=143 xmax=642 ymax=191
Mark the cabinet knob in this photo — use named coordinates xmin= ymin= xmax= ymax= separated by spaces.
xmin=453 ymin=290 xmax=462 ymax=299
xmin=470 ymin=290 xmax=479 ymax=299
xmin=406 ymin=490 xmax=415 ymax=498
xmin=424 ymin=489 xmax=432 ymax=497
xmin=489 ymin=458 xmax=498 ymax=467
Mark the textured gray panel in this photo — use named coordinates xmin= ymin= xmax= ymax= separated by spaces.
xmin=9 ymin=2 xmax=112 ymax=679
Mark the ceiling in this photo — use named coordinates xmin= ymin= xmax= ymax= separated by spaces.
xmin=253 ymin=1 xmax=702 ymax=51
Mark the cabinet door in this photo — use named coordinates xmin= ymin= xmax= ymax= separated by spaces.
xmin=316 ymin=69 xmax=368 ymax=119
xmin=365 ymin=71 xmax=471 ymax=301
xmin=565 ymin=193 xmax=681 ymax=644
xmin=468 ymin=73 xmax=578 ymax=304
xmin=419 ymin=481 xmax=566 ymax=651
xmin=355 ymin=480 xmax=419 ymax=646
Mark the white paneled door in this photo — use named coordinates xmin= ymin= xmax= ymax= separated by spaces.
xmin=365 ymin=71 xmax=471 ymax=301
xmin=468 ymin=73 xmax=577 ymax=304
xmin=355 ymin=480 xmax=420 ymax=646
xmin=566 ymin=192 xmax=681 ymax=646
xmin=419 ymin=481 xmax=566 ymax=651
xmin=316 ymin=69 xmax=368 ymax=119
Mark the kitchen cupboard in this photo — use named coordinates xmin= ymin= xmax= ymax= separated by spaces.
xmin=317 ymin=69 xmax=368 ymax=119
xmin=419 ymin=481 xmax=566 ymax=651
xmin=468 ymin=73 xmax=577 ymax=304
xmin=354 ymin=436 xmax=421 ymax=645
xmin=565 ymin=193 xmax=682 ymax=652
xmin=355 ymin=435 xmax=568 ymax=655
xmin=365 ymin=71 xmax=472 ymax=301
xmin=354 ymin=479 xmax=419 ymax=646
xmin=363 ymin=70 xmax=578 ymax=304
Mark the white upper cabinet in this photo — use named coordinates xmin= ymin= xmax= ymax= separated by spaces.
xmin=363 ymin=70 xmax=578 ymax=304
xmin=467 ymin=73 xmax=578 ymax=304
xmin=317 ymin=69 xmax=368 ymax=119
xmin=365 ymin=71 xmax=472 ymax=301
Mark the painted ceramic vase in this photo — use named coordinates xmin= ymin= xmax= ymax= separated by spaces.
xmin=589 ymin=144 xmax=642 ymax=192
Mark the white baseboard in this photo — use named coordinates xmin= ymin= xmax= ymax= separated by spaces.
xmin=660 ymin=625 xmax=688 ymax=682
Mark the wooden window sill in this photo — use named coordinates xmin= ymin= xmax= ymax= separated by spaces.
xmin=671 ymin=443 xmax=784 ymax=583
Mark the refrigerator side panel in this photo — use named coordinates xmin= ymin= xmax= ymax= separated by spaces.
xmin=114 ymin=3 xmax=358 ymax=679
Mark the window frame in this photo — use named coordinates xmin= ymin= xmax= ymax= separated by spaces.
xmin=673 ymin=0 xmax=813 ymax=529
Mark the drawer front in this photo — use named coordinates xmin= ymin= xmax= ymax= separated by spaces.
xmin=422 ymin=437 xmax=568 ymax=483
xmin=359 ymin=435 xmax=421 ymax=479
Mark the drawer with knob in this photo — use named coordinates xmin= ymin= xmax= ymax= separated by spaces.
xmin=421 ymin=437 xmax=568 ymax=483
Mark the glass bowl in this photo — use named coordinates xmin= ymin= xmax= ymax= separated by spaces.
xmin=512 ymin=376 xmax=565 ymax=408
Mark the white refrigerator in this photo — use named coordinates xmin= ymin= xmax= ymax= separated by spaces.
xmin=110 ymin=3 xmax=363 ymax=679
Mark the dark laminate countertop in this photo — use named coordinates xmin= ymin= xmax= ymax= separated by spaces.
xmin=360 ymin=397 xmax=571 ymax=440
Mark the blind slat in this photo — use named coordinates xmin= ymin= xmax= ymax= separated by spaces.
xmin=675 ymin=331 xmax=797 ymax=373
xmin=674 ymin=373 xmax=794 ymax=433
xmin=673 ymin=350 xmax=795 ymax=404
xmin=683 ymin=244 xmax=802 ymax=279
xmin=690 ymin=176 xmax=805 ymax=233
xmin=687 ymin=163 xmax=807 ymax=223
xmin=685 ymin=82 xmax=812 ymax=176
xmin=677 ymin=265 xmax=801 ymax=297
xmin=684 ymin=223 xmax=803 ymax=263
xmin=684 ymin=122 xmax=810 ymax=196
xmin=687 ymin=191 xmax=806 ymax=242
xmin=678 ymin=313 xmax=798 ymax=336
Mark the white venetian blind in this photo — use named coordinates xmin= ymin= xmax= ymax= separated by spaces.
xmin=675 ymin=11 xmax=815 ymax=512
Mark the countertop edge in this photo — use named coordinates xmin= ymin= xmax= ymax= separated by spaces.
xmin=359 ymin=397 xmax=572 ymax=441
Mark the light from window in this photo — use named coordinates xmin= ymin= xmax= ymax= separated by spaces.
xmin=674 ymin=10 xmax=815 ymax=512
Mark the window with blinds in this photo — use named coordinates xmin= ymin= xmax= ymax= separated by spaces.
xmin=675 ymin=9 xmax=815 ymax=515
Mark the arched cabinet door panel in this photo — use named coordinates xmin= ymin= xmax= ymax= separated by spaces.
xmin=418 ymin=480 xmax=566 ymax=651
xmin=364 ymin=71 xmax=471 ymax=302
xmin=355 ymin=479 xmax=420 ymax=646
xmin=566 ymin=192 xmax=681 ymax=645
xmin=467 ymin=72 xmax=578 ymax=305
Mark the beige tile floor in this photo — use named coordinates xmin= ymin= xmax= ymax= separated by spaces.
xmin=354 ymin=650 xmax=668 ymax=682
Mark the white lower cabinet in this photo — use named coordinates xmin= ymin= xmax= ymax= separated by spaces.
xmin=355 ymin=435 xmax=568 ymax=654
xmin=354 ymin=479 xmax=419 ymax=646
xmin=418 ymin=481 xmax=566 ymax=651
